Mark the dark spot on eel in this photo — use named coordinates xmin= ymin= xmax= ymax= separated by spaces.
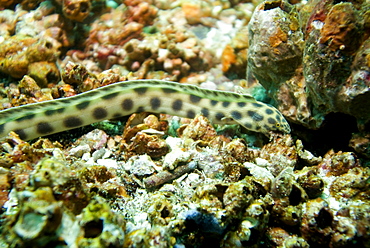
xmin=14 ymin=129 xmax=27 ymax=140
xmin=45 ymin=108 xmax=65 ymax=116
xmin=187 ymin=110 xmax=196 ymax=119
xmin=231 ymin=111 xmax=242 ymax=120
xmin=37 ymin=122 xmax=54 ymax=134
xmin=248 ymin=111 xmax=264 ymax=122
xmin=201 ymin=108 xmax=209 ymax=117
xmin=189 ymin=94 xmax=201 ymax=103
xmin=254 ymin=113 xmax=264 ymax=121
xmin=64 ymin=116 xmax=83 ymax=128
xmin=162 ymin=88 xmax=177 ymax=94
xmin=247 ymin=110 xmax=256 ymax=117
xmin=237 ymin=102 xmax=247 ymax=107
xmin=265 ymin=108 xmax=274 ymax=115
xmin=93 ymin=107 xmax=108 ymax=119
xmin=134 ymin=87 xmax=148 ymax=95
xmin=102 ymin=92 xmax=119 ymax=100
xmin=222 ymin=102 xmax=230 ymax=107
xmin=76 ymin=101 xmax=90 ymax=110
xmin=122 ymin=99 xmax=134 ymax=111
xmin=215 ymin=112 xmax=225 ymax=121
xmin=244 ymin=122 xmax=253 ymax=129
xmin=268 ymin=117 xmax=276 ymax=124
xmin=172 ymin=100 xmax=183 ymax=111
xmin=137 ymin=106 xmax=145 ymax=113
xmin=15 ymin=114 xmax=35 ymax=122
xmin=150 ymin=97 xmax=161 ymax=110
xmin=252 ymin=102 xmax=263 ymax=108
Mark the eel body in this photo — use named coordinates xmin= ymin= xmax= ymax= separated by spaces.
xmin=0 ymin=79 xmax=291 ymax=140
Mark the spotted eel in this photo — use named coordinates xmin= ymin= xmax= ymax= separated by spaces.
xmin=0 ymin=79 xmax=290 ymax=141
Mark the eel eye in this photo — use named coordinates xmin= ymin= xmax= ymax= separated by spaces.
xmin=276 ymin=123 xmax=280 ymax=128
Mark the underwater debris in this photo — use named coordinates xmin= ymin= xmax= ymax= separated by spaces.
xmin=143 ymin=161 xmax=197 ymax=189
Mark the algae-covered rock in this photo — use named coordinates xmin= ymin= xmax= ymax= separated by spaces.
xmin=247 ymin=0 xmax=311 ymax=127
xmin=303 ymin=1 xmax=364 ymax=126
xmin=247 ymin=0 xmax=370 ymax=134
xmin=248 ymin=0 xmax=304 ymax=87
xmin=2 ymin=187 xmax=74 ymax=247
xmin=0 ymin=34 xmax=60 ymax=79
xmin=78 ymin=198 xmax=126 ymax=246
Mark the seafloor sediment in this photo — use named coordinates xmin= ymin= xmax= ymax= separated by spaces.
xmin=0 ymin=0 xmax=369 ymax=247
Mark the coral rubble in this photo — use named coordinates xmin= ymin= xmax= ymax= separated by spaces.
xmin=0 ymin=0 xmax=369 ymax=247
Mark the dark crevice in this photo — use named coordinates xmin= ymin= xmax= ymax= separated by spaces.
xmin=289 ymin=184 xmax=303 ymax=206
xmin=315 ymin=208 xmax=333 ymax=229
xmin=83 ymin=219 xmax=104 ymax=238
xmin=263 ymin=1 xmax=282 ymax=10
xmin=292 ymin=112 xmax=358 ymax=156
